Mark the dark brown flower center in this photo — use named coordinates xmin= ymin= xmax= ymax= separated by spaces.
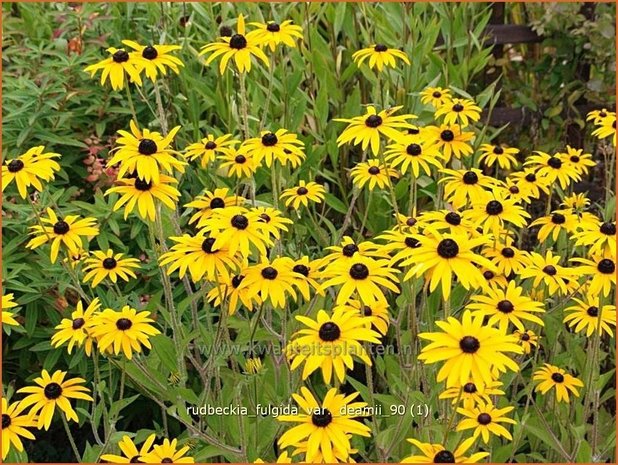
xmin=521 ymin=332 xmax=530 ymax=341
xmin=570 ymin=155 xmax=580 ymax=163
xmin=266 ymin=22 xmax=280 ymax=32
xmin=129 ymin=456 xmax=142 ymax=463
xmin=342 ymin=244 xmax=359 ymax=257
xmin=231 ymin=274 xmax=244 ymax=288
xmin=405 ymin=237 xmax=421 ymax=248
xmin=551 ymin=213 xmax=566 ymax=224
xmin=597 ymin=259 xmax=615 ymax=274
xmin=462 ymin=171 xmax=478 ymax=185
xmin=459 ymin=336 xmax=480 ymax=353
xmin=365 ymin=115 xmax=383 ymax=128
xmin=600 ymin=222 xmax=616 ymax=235
xmin=374 ymin=44 xmax=388 ymax=52
xmin=547 ymin=157 xmax=562 ymax=169
xmin=445 ymin=212 xmax=461 ymax=226
xmin=116 ymin=318 xmax=133 ymax=331
xmin=485 ymin=200 xmax=504 ymax=215
xmin=2 ymin=414 xmax=11 ymax=428
xmin=134 ymin=178 xmax=152 ymax=191
xmin=542 ymin=265 xmax=557 ymax=276
xmin=318 ymin=322 xmax=341 ymax=342
xmin=463 ymin=382 xmax=477 ymax=394
xmin=231 ymin=214 xmax=249 ymax=230
xmin=483 ymin=270 xmax=495 ymax=280
xmin=363 ymin=306 xmax=372 ymax=316
xmin=261 ymin=266 xmax=278 ymax=280
xmin=205 ymin=141 xmax=217 ymax=150
xmin=551 ymin=373 xmax=564 ymax=383
xmin=261 ymin=132 xmax=278 ymax=146
xmin=112 ymin=50 xmax=130 ymax=63
xmin=296 ymin=186 xmax=309 ymax=195
xmin=72 ymin=317 xmax=86 ymax=330
xmin=201 ymin=237 xmax=217 ymax=253
xmin=493 ymin=146 xmax=504 ymax=154
xmin=477 ymin=413 xmax=492 ymax=425
xmin=433 ymin=450 xmax=455 ymax=463
xmin=259 ymin=213 xmax=271 ymax=222
xmin=440 ymin=130 xmax=455 ymax=142
xmin=234 ymin=154 xmax=247 ymax=164
xmin=138 ymin=139 xmax=158 ymax=155
xmin=432 ymin=91 xmax=442 ymax=98
xmin=408 ymin=127 xmax=420 ymax=135
xmin=102 ymin=257 xmax=117 ymax=270
xmin=525 ymin=173 xmax=536 ymax=182
xmin=229 ymin=34 xmax=247 ymax=49
xmin=406 ymin=143 xmax=422 ymax=156
xmin=497 ymin=300 xmax=514 ymax=313
xmin=293 ymin=264 xmax=309 ymax=277
xmin=437 ymin=239 xmax=459 ymax=258
xmin=7 ymin=159 xmax=24 ymax=173
xmin=311 ymin=408 xmax=333 ymax=427
xmin=209 ymin=197 xmax=225 ymax=209
xmin=53 ymin=220 xmax=70 ymax=235
xmin=368 ymin=166 xmax=380 ymax=175
xmin=142 ymin=45 xmax=158 ymax=60
xmin=161 ymin=459 xmax=173 ymax=464
xmin=349 ymin=263 xmax=369 ymax=280
xmin=509 ymin=186 xmax=520 ymax=194
xmin=44 ymin=382 xmax=63 ymax=399
xmin=501 ymin=247 xmax=515 ymax=258
xmin=452 ymin=103 xmax=464 ymax=112
xmin=406 ymin=217 xmax=417 ymax=227
xmin=586 ymin=306 xmax=599 ymax=317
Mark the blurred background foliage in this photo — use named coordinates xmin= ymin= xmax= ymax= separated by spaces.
xmin=2 ymin=2 xmax=615 ymax=463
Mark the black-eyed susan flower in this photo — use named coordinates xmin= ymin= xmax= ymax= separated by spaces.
xmin=199 ymin=14 xmax=269 ymax=74
xmin=159 ymin=232 xmax=240 ymax=282
xmin=64 ymin=248 xmax=89 ymax=269
xmin=530 ymin=209 xmax=578 ymax=242
xmin=508 ymin=169 xmax=551 ymax=202
xmin=322 ymin=256 xmax=399 ymax=305
xmin=352 ymin=44 xmax=410 ymax=72
xmin=558 ymin=146 xmax=596 ymax=176
xmin=323 ymin=236 xmax=389 ymax=264
xmin=2 ymin=146 xmax=60 ymax=199
xmin=587 ymin=108 xmax=614 ymax=125
xmin=122 ymin=40 xmax=184 ymax=81
xmin=244 ymin=356 xmax=264 ymax=375
xmin=249 ymin=20 xmax=303 ymax=51
xmin=434 ymin=98 xmax=482 ymax=127
xmin=513 ymin=329 xmax=539 ymax=354
xmin=108 ymin=121 xmax=184 ymax=184
xmin=466 ymin=189 xmax=531 ymax=236
xmin=2 ymin=294 xmax=20 ymax=328
xmin=238 ymin=257 xmax=300 ymax=309
xmin=401 ymin=229 xmax=494 ymax=299
xmin=277 ymin=387 xmax=371 ymax=463
xmin=483 ymin=243 xmax=526 ymax=278
xmin=17 ymin=370 xmax=92 ymax=430
xmin=185 ymin=133 xmax=240 ymax=168
xmin=26 ymin=208 xmax=99 ymax=264
xmin=571 ymin=255 xmax=616 ymax=297
xmin=140 ymin=437 xmax=195 ymax=463
xmin=479 ymin=268 xmax=509 ymax=291
xmin=456 ymin=401 xmax=516 ymax=444
xmin=185 ymin=188 xmax=245 ymax=229
xmin=100 ymin=434 xmax=157 ymax=463
xmin=90 ymin=306 xmax=160 ymax=359
xmin=1 ymin=398 xmax=37 ymax=460
xmin=290 ymin=440 xmax=355 ymax=464
xmin=503 ymin=177 xmax=534 ymax=204
xmin=377 ymin=228 xmax=423 ymax=265
xmin=106 ymin=174 xmax=181 ymax=222
xmin=425 ymin=124 xmax=474 ymax=162
xmin=82 ymin=250 xmax=140 ymax=288
xmin=384 ymin=135 xmax=443 ymax=177
xmin=50 ymin=298 xmax=101 ymax=356
xmin=255 ymin=206 xmax=293 ymax=240
xmin=563 ymin=296 xmax=616 ymax=337
xmin=419 ymin=86 xmax=452 ymax=108
xmin=572 ymin=219 xmax=616 ymax=257
xmin=200 ymin=206 xmax=272 ymax=258
xmin=519 ymin=251 xmax=577 ymax=296
xmin=84 ymin=47 xmax=144 ymax=90
xmin=238 ymin=129 xmax=305 ymax=168
xmin=591 ymin=113 xmax=616 ymax=145
xmin=467 ymin=281 xmax=545 ymax=332
xmin=440 ymin=168 xmax=497 ymax=209
xmin=418 ymin=310 xmax=523 ymax=388
xmin=402 ymin=437 xmax=489 ymax=464
xmin=419 ymin=209 xmax=476 ymax=236
xmin=350 ymin=159 xmax=399 ymax=190
xmin=479 ymin=143 xmax=519 ymax=170
xmin=439 ymin=380 xmax=505 ymax=410
xmin=207 ymin=272 xmax=261 ymax=315
xmin=218 ymin=147 xmax=259 ymax=178
xmin=290 ymin=256 xmax=325 ymax=300
xmin=524 ymin=151 xmax=581 ymax=190
xmin=287 ymin=307 xmax=381 ymax=383
xmin=338 ymin=299 xmax=390 ymax=336
xmin=533 ymin=364 xmax=584 ymax=403
xmin=335 ymin=106 xmax=416 ymax=156
xmin=280 ymin=181 xmax=326 ymax=210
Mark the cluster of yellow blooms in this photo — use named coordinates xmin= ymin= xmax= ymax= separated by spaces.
xmin=2 ymin=12 xmax=616 ymax=465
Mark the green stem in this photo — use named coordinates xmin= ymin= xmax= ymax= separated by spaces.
xmin=61 ymin=414 xmax=82 ymax=462
xmin=125 ymin=85 xmax=138 ymax=122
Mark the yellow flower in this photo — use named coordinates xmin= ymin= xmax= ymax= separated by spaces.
xmin=244 ymin=357 xmax=264 ymax=375
xmin=513 ymin=329 xmax=539 ymax=354
xmin=350 ymin=159 xmax=399 ymax=190
xmin=466 ymin=189 xmax=531 ymax=237
xmin=558 ymin=145 xmax=596 ymax=176
xmin=524 ymin=151 xmax=581 ymax=190
xmin=518 ymin=251 xmax=577 ymax=296
xmin=122 ymin=40 xmax=184 ymax=81
xmin=419 ymin=86 xmax=452 ymax=108
xmin=249 ymin=20 xmax=303 ymax=52
xmin=571 ymin=255 xmax=616 ymax=297
xmin=238 ymin=129 xmax=305 ymax=168
xmin=51 ymin=298 xmax=101 ymax=356
xmin=2 ymin=146 xmax=60 ymax=199
xmin=1 ymin=398 xmax=37 ymax=459
xmin=82 ymin=250 xmax=140 ymax=288
xmin=352 ymin=44 xmax=410 ymax=71
xmin=238 ymin=257 xmax=301 ymax=309
xmin=434 ymin=97 xmax=481 ymax=127
xmin=591 ymin=113 xmax=616 ymax=145
xmin=440 ymin=168 xmax=497 ymax=209
xmin=335 ymin=105 xmax=417 ymax=155
xmin=17 ymin=370 xmax=92 ymax=430
xmin=108 ymin=120 xmax=184 ymax=184
xmin=456 ymin=401 xmax=516 ymax=444
xmin=280 ymin=181 xmax=326 ymax=210
xmin=217 ymin=147 xmax=260 ymax=178
xmin=2 ymin=294 xmax=20 ymax=328
xmin=84 ymin=47 xmax=145 ymax=90
xmin=425 ymin=124 xmax=474 ymax=162
xmin=478 ymin=143 xmax=519 ymax=170
xmin=26 ymin=208 xmax=99 ymax=263
xmin=508 ymin=168 xmax=551 ymax=200
xmin=439 ymin=380 xmax=505 ymax=410
xmin=530 ymin=209 xmax=579 ymax=243
xmin=199 ymin=14 xmax=269 ymax=74
xmin=185 ymin=133 xmax=240 ymax=168
xmin=100 ymin=434 xmax=157 ymax=463
xmin=254 ymin=206 xmax=294 ymax=240
xmin=384 ymin=135 xmax=443 ymax=177
xmin=533 ymin=364 xmax=584 ymax=403
xmin=140 ymin=437 xmax=195 ymax=463
xmin=184 ymin=187 xmax=245 ymax=229
xmin=563 ymin=295 xmax=616 ymax=337
xmin=402 ymin=436 xmax=489 ymax=463
xmin=207 ymin=272 xmax=262 ymax=315
xmin=337 ymin=299 xmax=390 ymax=336
xmin=572 ymin=218 xmax=616 ymax=257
